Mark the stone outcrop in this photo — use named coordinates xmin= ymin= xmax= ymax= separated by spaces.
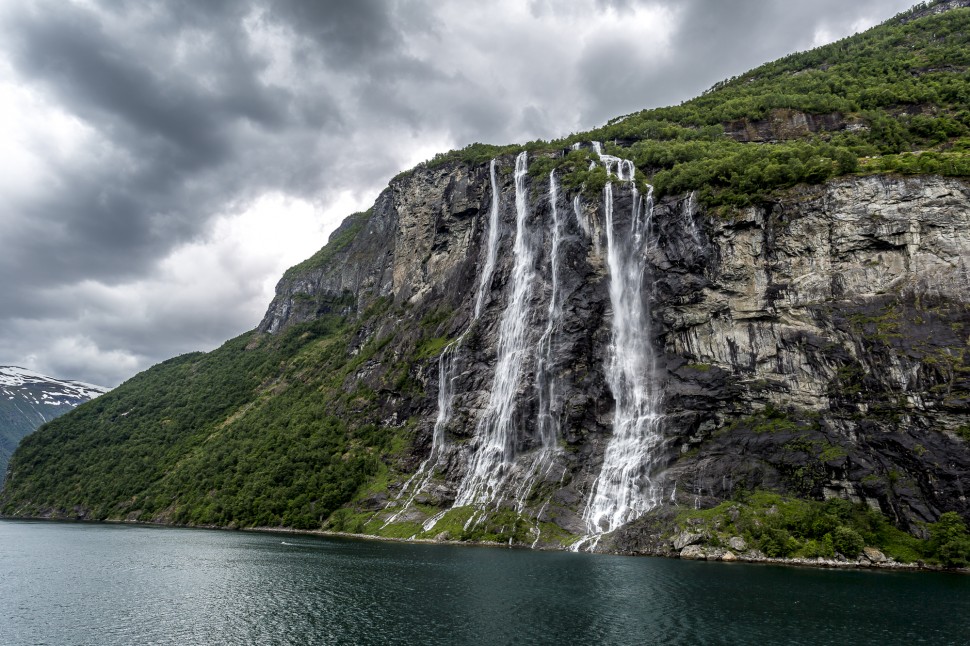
xmin=901 ymin=0 xmax=970 ymax=24
xmin=723 ymin=109 xmax=866 ymax=143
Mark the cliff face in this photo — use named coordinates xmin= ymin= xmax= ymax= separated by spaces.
xmin=258 ymin=164 xmax=491 ymax=334
xmin=723 ymin=109 xmax=865 ymax=143
xmin=255 ymin=156 xmax=970 ymax=550
xmin=646 ymin=175 xmax=970 ymax=542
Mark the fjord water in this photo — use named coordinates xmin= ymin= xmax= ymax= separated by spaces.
xmin=3 ymin=521 xmax=968 ymax=645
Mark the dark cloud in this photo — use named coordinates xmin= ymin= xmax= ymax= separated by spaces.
xmin=0 ymin=0 xmax=915 ymax=385
xmin=577 ymin=0 xmax=913 ymax=125
xmin=7 ymin=2 xmax=277 ymax=161
xmin=0 ymin=3 xmax=254 ymax=285
xmin=270 ymin=0 xmax=407 ymax=69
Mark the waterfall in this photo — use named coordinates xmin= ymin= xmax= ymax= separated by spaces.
xmin=455 ymin=151 xmax=536 ymax=507
xmin=572 ymin=196 xmax=589 ymax=237
xmin=475 ymin=160 xmax=502 ymax=318
xmin=573 ymin=195 xmax=602 ymax=258
xmin=581 ymin=145 xmax=664 ymax=538
xmin=427 ymin=158 xmax=502 ymax=447
xmin=535 ymin=170 xmax=564 ymax=450
xmin=389 ymin=143 xmax=665 ymax=543
xmin=507 ymin=170 xmax=568 ymax=517
xmin=683 ymin=190 xmax=702 ymax=248
xmin=383 ymin=157 xmax=505 ymax=527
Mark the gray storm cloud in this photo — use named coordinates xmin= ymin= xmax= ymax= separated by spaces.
xmin=0 ymin=0 xmax=914 ymax=386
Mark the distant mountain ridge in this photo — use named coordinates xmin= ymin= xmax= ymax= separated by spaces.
xmin=0 ymin=366 xmax=108 ymax=481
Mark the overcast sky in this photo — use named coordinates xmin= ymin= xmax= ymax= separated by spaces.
xmin=0 ymin=0 xmax=915 ymax=387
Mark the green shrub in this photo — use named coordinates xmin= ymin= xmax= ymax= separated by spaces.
xmin=802 ymin=535 xmax=836 ymax=559
xmin=677 ymin=491 xmax=935 ymax=563
xmin=833 ymin=526 xmax=866 ymax=557
xmin=759 ymin=527 xmax=798 ymax=557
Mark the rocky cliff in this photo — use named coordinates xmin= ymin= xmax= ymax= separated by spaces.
xmin=638 ymin=174 xmax=970 ymax=546
xmin=251 ymin=153 xmax=969 ymax=552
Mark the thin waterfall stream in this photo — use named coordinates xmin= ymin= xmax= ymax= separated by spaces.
xmin=382 ymin=159 xmax=504 ymax=528
xmin=579 ymin=143 xmax=665 ymax=545
xmin=511 ymin=169 xmax=567 ymax=521
xmin=535 ymin=169 xmax=564 ymax=451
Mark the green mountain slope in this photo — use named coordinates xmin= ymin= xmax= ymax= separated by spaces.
xmin=2 ymin=2 xmax=970 ymax=562
xmin=0 ymin=312 xmax=417 ymax=526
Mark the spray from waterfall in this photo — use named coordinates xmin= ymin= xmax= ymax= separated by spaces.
xmin=580 ymin=143 xmax=665 ymax=543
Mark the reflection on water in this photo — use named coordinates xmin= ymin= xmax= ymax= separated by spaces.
xmin=2 ymin=520 xmax=968 ymax=645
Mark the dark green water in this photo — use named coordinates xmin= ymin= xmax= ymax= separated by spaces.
xmin=2 ymin=520 xmax=968 ymax=645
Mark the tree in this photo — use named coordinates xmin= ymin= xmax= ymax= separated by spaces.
xmin=929 ymin=512 xmax=970 ymax=567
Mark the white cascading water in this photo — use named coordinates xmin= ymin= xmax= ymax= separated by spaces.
xmin=475 ymin=160 xmax=503 ymax=318
xmin=572 ymin=195 xmax=589 ymax=237
xmin=382 ymin=159 xmax=504 ymax=528
xmin=683 ymin=190 xmax=702 ymax=248
xmin=535 ymin=169 xmax=564 ymax=450
xmin=509 ymin=169 xmax=567 ymax=514
xmin=390 ymin=143 xmax=664 ymax=544
xmin=454 ymin=151 xmax=536 ymax=507
xmin=581 ymin=143 xmax=664 ymax=540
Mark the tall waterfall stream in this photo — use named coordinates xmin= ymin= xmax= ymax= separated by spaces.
xmin=581 ymin=145 xmax=665 ymax=544
xmin=455 ymin=151 xmax=538 ymax=508
xmin=390 ymin=146 xmax=665 ymax=543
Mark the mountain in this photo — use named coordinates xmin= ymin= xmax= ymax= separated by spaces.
xmin=3 ymin=1 xmax=970 ymax=565
xmin=0 ymin=367 xmax=108 ymax=482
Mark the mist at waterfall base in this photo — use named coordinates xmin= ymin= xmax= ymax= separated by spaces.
xmin=3 ymin=521 xmax=967 ymax=646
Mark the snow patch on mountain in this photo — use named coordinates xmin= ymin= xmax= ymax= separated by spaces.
xmin=0 ymin=366 xmax=109 ymax=402
xmin=1 ymin=366 xmax=109 ymax=482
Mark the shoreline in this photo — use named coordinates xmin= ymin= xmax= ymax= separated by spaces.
xmin=3 ymin=514 xmax=966 ymax=574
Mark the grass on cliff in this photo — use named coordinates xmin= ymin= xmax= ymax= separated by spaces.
xmin=282 ymin=209 xmax=371 ymax=280
xmin=676 ymin=491 xmax=970 ymax=567
xmin=371 ymin=505 xmax=542 ymax=545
